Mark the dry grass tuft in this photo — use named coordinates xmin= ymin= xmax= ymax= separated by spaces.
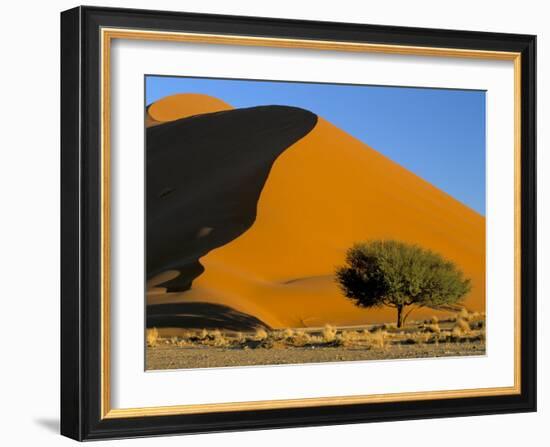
xmin=451 ymin=326 xmax=464 ymax=338
xmin=322 ymin=324 xmax=337 ymax=343
xmin=270 ymin=330 xmax=284 ymax=341
xmin=459 ymin=307 xmax=471 ymax=321
xmin=360 ymin=329 xmax=370 ymax=337
xmin=210 ymin=329 xmax=222 ymax=338
xmin=178 ymin=330 xmax=193 ymax=340
xmin=146 ymin=327 xmax=159 ymax=347
xmin=424 ymin=323 xmax=441 ymax=334
xmin=368 ymin=330 xmax=387 ymax=349
xmin=254 ymin=328 xmax=268 ymax=341
xmin=334 ymin=330 xmax=360 ymax=347
xmin=199 ymin=329 xmax=209 ymax=340
xmin=209 ymin=329 xmax=229 ymax=347
xmin=283 ymin=328 xmax=294 ymax=340
xmin=235 ymin=332 xmax=246 ymax=343
xmin=290 ymin=329 xmax=311 ymax=347
xmin=419 ymin=333 xmax=432 ymax=344
xmin=451 ymin=318 xmax=471 ymax=338
xmin=456 ymin=318 xmax=471 ymax=334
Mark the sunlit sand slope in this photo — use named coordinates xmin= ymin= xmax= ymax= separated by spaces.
xmin=146 ymin=93 xmax=232 ymax=127
xmin=146 ymin=94 xmax=485 ymax=330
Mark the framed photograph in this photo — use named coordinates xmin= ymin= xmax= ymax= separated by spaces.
xmin=60 ymin=6 xmax=536 ymax=441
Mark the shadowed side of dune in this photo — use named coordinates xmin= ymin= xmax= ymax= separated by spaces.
xmin=147 ymin=302 xmax=270 ymax=331
xmin=146 ymin=105 xmax=318 ymax=291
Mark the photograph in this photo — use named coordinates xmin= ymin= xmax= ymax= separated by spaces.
xmin=145 ymin=76 xmax=487 ymax=370
xmin=55 ymin=3 xmax=537 ymax=442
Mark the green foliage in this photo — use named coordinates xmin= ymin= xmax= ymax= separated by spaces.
xmin=335 ymin=240 xmax=471 ymax=327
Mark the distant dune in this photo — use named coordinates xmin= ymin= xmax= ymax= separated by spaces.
xmin=146 ymin=94 xmax=485 ymax=331
xmin=146 ymin=93 xmax=233 ymax=127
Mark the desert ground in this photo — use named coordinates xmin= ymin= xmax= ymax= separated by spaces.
xmin=146 ymin=310 xmax=485 ymax=370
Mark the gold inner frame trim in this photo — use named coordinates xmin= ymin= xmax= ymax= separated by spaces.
xmin=100 ymin=27 xmax=522 ymax=419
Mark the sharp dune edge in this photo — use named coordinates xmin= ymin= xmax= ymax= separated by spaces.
xmin=147 ymin=93 xmax=485 ymax=331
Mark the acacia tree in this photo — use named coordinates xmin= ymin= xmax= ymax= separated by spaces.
xmin=335 ymin=240 xmax=471 ymax=328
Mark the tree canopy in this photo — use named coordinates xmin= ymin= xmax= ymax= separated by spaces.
xmin=335 ymin=240 xmax=471 ymax=327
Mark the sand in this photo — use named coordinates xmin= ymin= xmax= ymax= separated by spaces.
xmin=146 ymin=94 xmax=485 ymax=332
xmin=147 ymin=93 xmax=232 ymax=123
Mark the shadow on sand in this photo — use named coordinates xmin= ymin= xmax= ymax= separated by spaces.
xmin=147 ymin=302 xmax=269 ymax=332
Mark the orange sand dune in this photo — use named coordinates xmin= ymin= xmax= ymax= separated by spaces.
xmin=147 ymin=94 xmax=485 ymax=329
xmin=146 ymin=93 xmax=232 ymax=127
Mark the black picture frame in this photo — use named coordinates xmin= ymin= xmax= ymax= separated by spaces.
xmin=61 ymin=5 xmax=536 ymax=441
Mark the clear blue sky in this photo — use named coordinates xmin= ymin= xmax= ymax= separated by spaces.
xmin=146 ymin=76 xmax=486 ymax=215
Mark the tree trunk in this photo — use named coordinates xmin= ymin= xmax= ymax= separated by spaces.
xmin=397 ymin=305 xmax=404 ymax=328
